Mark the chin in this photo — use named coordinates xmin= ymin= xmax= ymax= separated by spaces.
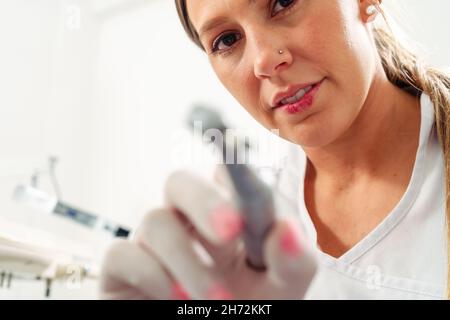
xmin=285 ymin=126 xmax=337 ymax=148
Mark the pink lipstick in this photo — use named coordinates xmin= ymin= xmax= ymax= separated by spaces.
xmin=279 ymin=80 xmax=323 ymax=115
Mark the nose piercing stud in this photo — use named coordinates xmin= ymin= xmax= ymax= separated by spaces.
xmin=278 ymin=50 xmax=284 ymax=55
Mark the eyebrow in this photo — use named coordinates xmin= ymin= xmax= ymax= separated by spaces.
xmin=198 ymin=0 xmax=259 ymax=38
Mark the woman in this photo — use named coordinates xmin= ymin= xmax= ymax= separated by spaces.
xmin=100 ymin=0 xmax=450 ymax=299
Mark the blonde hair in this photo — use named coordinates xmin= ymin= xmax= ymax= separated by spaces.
xmin=174 ymin=0 xmax=450 ymax=299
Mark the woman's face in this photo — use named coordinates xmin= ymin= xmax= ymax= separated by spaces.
xmin=186 ymin=0 xmax=379 ymax=147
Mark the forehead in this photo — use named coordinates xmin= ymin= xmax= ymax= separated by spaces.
xmin=186 ymin=0 xmax=262 ymax=32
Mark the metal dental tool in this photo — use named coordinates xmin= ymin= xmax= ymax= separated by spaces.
xmin=12 ymin=185 xmax=130 ymax=238
xmin=187 ymin=105 xmax=275 ymax=270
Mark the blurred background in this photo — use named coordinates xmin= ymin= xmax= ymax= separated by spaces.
xmin=0 ymin=0 xmax=449 ymax=299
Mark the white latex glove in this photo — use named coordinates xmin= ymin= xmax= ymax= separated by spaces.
xmin=99 ymin=166 xmax=318 ymax=300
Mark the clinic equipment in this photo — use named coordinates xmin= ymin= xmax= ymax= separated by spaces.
xmin=0 ymin=214 xmax=100 ymax=298
xmin=4 ymin=157 xmax=104 ymax=298
xmin=13 ymin=185 xmax=130 ymax=238
xmin=187 ymin=105 xmax=275 ymax=270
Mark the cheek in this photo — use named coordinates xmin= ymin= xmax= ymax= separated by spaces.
xmin=304 ymin=9 xmax=373 ymax=111
xmin=303 ymin=5 xmax=372 ymax=85
xmin=213 ymin=62 xmax=273 ymax=125
xmin=213 ymin=61 xmax=245 ymax=101
xmin=280 ymin=20 xmax=372 ymax=146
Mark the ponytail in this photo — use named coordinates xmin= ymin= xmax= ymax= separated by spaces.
xmin=373 ymin=25 xmax=450 ymax=299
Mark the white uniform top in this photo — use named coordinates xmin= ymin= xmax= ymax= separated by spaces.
xmin=277 ymin=93 xmax=448 ymax=299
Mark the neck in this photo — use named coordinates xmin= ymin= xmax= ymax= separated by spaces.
xmin=302 ymin=73 xmax=421 ymax=191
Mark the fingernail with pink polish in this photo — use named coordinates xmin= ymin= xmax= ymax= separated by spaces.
xmin=171 ymin=282 xmax=191 ymax=300
xmin=207 ymin=283 xmax=233 ymax=300
xmin=210 ymin=205 xmax=243 ymax=242
xmin=280 ymin=223 xmax=304 ymax=257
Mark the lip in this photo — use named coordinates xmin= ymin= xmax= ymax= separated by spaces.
xmin=271 ymin=80 xmax=323 ymax=109
xmin=273 ymin=79 xmax=324 ymax=115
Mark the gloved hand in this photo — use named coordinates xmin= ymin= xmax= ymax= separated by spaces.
xmin=99 ymin=166 xmax=318 ymax=300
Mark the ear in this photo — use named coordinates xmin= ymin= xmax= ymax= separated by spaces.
xmin=360 ymin=0 xmax=382 ymax=23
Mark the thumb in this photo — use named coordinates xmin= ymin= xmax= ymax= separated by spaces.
xmin=264 ymin=218 xmax=318 ymax=298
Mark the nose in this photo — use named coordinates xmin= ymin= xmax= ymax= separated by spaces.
xmin=252 ymin=35 xmax=293 ymax=80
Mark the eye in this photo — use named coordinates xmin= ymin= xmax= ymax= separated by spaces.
xmin=209 ymin=0 xmax=298 ymax=55
xmin=272 ymin=0 xmax=296 ymax=17
xmin=211 ymin=32 xmax=242 ymax=53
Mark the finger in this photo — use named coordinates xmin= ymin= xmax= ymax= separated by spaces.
xmin=99 ymin=240 xmax=175 ymax=300
xmin=204 ymin=165 xmax=245 ymax=266
xmin=164 ymin=170 xmax=243 ymax=246
xmin=263 ymin=218 xmax=318 ymax=298
xmin=134 ymin=208 xmax=233 ymax=300
xmin=172 ymin=208 xmax=243 ymax=272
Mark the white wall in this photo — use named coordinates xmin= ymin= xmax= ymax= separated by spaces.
xmin=384 ymin=0 xmax=450 ymax=69
xmin=0 ymin=0 xmax=449 ymax=299
xmin=0 ymin=0 xmax=99 ymax=228
xmin=0 ymin=0 xmax=101 ymax=299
